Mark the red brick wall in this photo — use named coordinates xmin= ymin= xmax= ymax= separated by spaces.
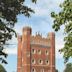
xmin=17 ymin=27 xmax=55 ymax=72
xmin=31 ymin=45 xmax=50 ymax=72
xmin=48 ymin=32 xmax=55 ymax=72
xmin=21 ymin=27 xmax=31 ymax=72
xmin=17 ymin=35 xmax=22 ymax=72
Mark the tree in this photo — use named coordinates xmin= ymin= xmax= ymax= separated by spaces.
xmin=64 ymin=63 xmax=72 ymax=72
xmin=55 ymin=69 xmax=58 ymax=72
xmin=0 ymin=64 xmax=6 ymax=72
xmin=51 ymin=0 xmax=72 ymax=63
xmin=0 ymin=0 xmax=37 ymax=64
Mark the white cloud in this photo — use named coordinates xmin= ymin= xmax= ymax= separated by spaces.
xmin=3 ymin=47 xmax=17 ymax=55
xmin=30 ymin=0 xmax=64 ymax=17
xmin=25 ymin=0 xmax=64 ymax=17
xmin=55 ymin=36 xmax=64 ymax=59
xmin=34 ymin=7 xmax=50 ymax=17
xmin=3 ymin=37 xmax=18 ymax=55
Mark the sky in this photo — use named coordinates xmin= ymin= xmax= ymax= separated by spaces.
xmin=2 ymin=0 xmax=72 ymax=72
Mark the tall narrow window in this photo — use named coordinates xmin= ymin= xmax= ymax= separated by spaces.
xmin=45 ymin=59 xmax=49 ymax=65
xmin=31 ymin=68 xmax=36 ymax=72
xmin=32 ymin=49 xmax=36 ymax=54
xmin=37 ymin=49 xmax=41 ymax=55
xmin=32 ymin=59 xmax=35 ymax=64
xmin=45 ymin=50 xmax=49 ymax=55
xmin=38 ymin=59 xmax=43 ymax=64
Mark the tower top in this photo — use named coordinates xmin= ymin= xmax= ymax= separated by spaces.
xmin=22 ymin=26 xmax=32 ymax=34
xmin=47 ymin=32 xmax=55 ymax=37
xmin=23 ymin=26 xmax=31 ymax=31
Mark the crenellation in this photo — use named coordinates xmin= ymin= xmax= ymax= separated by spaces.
xmin=31 ymin=34 xmax=51 ymax=47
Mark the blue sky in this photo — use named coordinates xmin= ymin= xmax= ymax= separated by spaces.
xmin=2 ymin=0 xmax=72 ymax=72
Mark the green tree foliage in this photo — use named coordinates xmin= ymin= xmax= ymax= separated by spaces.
xmin=51 ymin=0 xmax=72 ymax=63
xmin=0 ymin=64 xmax=6 ymax=72
xmin=0 ymin=0 xmax=37 ymax=64
xmin=55 ymin=69 xmax=58 ymax=72
xmin=64 ymin=63 xmax=72 ymax=72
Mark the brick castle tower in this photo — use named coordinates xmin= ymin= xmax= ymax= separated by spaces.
xmin=17 ymin=26 xmax=55 ymax=72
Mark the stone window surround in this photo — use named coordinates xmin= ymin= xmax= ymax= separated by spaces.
xmin=37 ymin=49 xmax=41 ymax=55
xmin=45 ymin=59 xmax=49 ymax=65
xmin=31 ymin=68 xmax=36 ymax=72
xmin=32 ymin=49 xmax=36 ymax=54
xmin=45 ymin=50 xmax=49 ymax=55
xmin=38 ymin=59 xmax=43 ymax=64
xmin=31 ymin=58 xmax=36 ymax=64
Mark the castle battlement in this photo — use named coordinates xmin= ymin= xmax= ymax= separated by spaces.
xmin=31 ymin=33 xmax=51 ymax=48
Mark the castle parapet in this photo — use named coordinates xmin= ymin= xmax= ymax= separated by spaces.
xmin=31 ymin=33 xmax=51 ymax=48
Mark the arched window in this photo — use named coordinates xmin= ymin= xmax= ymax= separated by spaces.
xmin=45 ymin=50 xmax=49 ymax=55
xmin=32 ymin=49 xmax=36 ymax=54
xmin=32 ymin=59 xmax=36 ymax=64
xmin=45 ymin=59 xmax=49 ymax=65
xmin=38 ymin=59 xmax=43 ymax=64
xmin=31 ymin=68 xmax=36 ymax=72
xmin=37 ymin=49 xmax=41 ymax=55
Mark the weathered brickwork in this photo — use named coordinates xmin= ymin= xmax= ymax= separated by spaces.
xmin=17 ymin=26 xmax=55 ymax=72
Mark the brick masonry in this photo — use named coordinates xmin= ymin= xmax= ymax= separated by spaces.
xmin=17 ymin=26 xmax=55 ymax=72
